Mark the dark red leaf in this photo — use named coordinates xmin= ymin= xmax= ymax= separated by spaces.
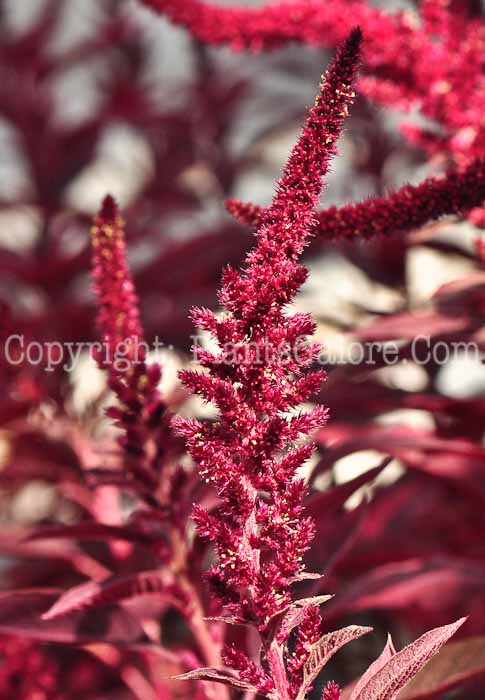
xmin=0 ymin=589 xmax=147 ymax=643
xmin=25 ymin=522 xmax=157 ymax=545
xmin=42 ymin=571 xmax=183 ymax=619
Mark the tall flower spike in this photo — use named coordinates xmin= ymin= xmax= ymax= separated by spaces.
xmin=91 ymin=195 xmax=144 ymax=367
xmin=226 ymin=158 xmax=485 ymax=240
xmin=174 ymin=30 xmax=364 ymax=700
xmin=91 ymin=196 xmax=171 ymax=494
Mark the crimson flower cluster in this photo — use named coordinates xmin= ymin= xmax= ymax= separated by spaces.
xmin=227 ymin=157 xmax=485 ymax=241
xmin=91 ymin=196 xmax=173 ymax=498
xmin=173 ymin=29 xmax=363 ymax=700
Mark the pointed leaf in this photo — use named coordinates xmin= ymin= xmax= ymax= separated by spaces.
xmin=398 ymin=635 xmax=485 ymax=699
xmin=308 ymin=459 xmax=392 ymax=505
xmin=25 ymin=522 xmax=156 ymax=545
xmin=0 ymin=589 xmax=146 ymax=644
xmin=327 ymin=557 xmax=485 ymax=618
xmin=290 ymin=571 xmax=324 ymax=583
xmin=203 ymin=615 xmax=249 ymax=626
xmin=277 ymin=596 xmax=334 ymax=643
xmin=296 ymin=625 xmax=373 ymax=700
xmin=42 ymin=572 xmax=182 ymax=620
xmin=350 ymin=635 xmax=396 ymax=700
xmin=172 ymin=667 xmax=262 ymax=694
xmin=293 ymin=595 xmax=334 ymax=608
xmin=351 ymin=618 xmax=466 ymax=700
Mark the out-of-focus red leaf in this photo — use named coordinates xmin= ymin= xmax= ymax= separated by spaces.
xmin=25 ymin=522 xmax=158 ymax=546
xmin=309 ymin=457 xmax=391 ymax=499
xmin=328 ymin=557 xmax=485 ymax=618
xmin=304 ymin=460 xmax=392 ymax=578
xmin=354 ymin=310 xmax=470 ymax=341
xmin=0 ymin=590 xmax=147 ymax=643
xmin=42 ymin=572 xmax=184 ymax=619
xmin=315 ymin=425 xmax=485 ymax=500
xmin=0 ymin=430 xmax=83 ymax=486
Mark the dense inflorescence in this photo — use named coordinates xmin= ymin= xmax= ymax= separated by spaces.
xmin=173 ymin=29 xmax=363 ymax=700
xmin=226 ymin=157 xmax=485 ymax=240
xmin=91 ymin=196 xmax=173 ymax=495
xmin=181 ymin=25 xmax=361 ymax=627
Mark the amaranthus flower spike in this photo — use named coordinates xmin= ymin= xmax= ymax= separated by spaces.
xmin=226 ymin=158 xmax=485 ymax=241
xmin=91 ymin=196 xmax=172 ymax=495
xmin=91 ymin=196 xmax=145 ymax=367
xmin=173 ymin=29 xmax=368 ymax=700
